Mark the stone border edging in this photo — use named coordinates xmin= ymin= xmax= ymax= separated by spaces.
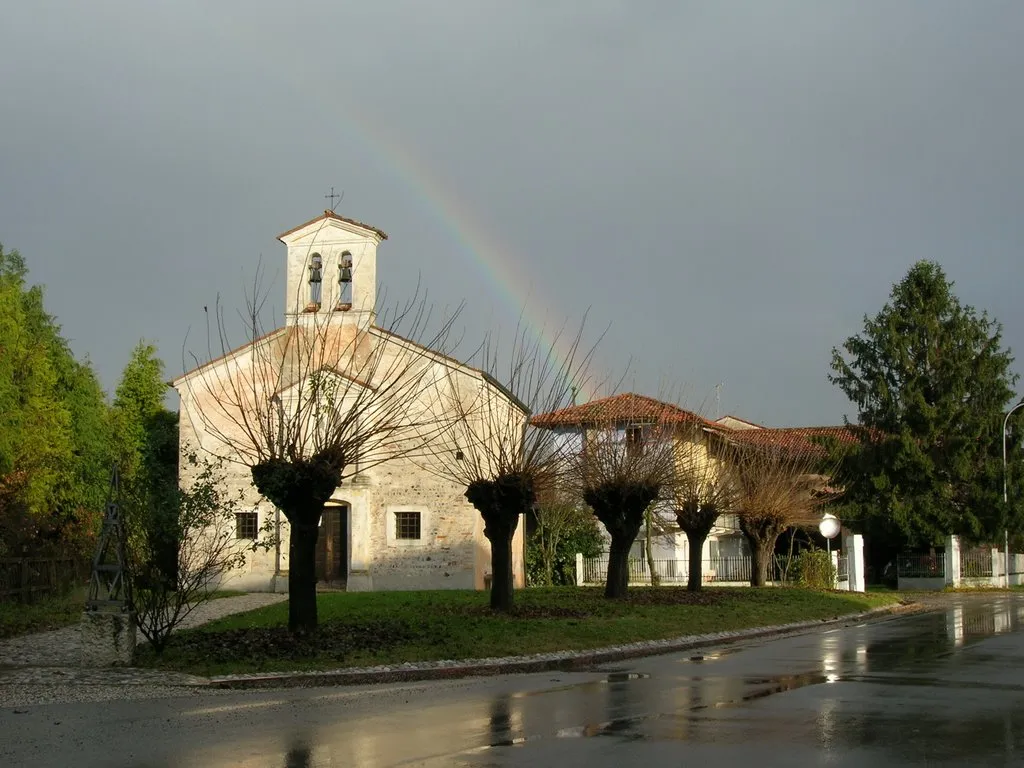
xmin=206 ymin=601 xmax=922 ymax=690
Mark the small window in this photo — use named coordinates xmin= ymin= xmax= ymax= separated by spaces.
xmin=394 ymin=511 xmax=421 ymax=540
xmin=235 ymin=511 xmax=258 ymax=540
xmin=626 ymin=426 xmax=644 ymax=455
xmin=309 ymin=253 xmax=323 ymax=306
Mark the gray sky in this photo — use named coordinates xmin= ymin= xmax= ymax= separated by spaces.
xmin=2 ymin=1 xmax=1022 ymax=427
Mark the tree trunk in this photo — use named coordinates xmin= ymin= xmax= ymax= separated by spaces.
xmin=288 ymin=522 xmax=319 ymax=635
xmin=685 ymin=530 xmax=708 ymax=592
xmin=749 ymin=538 xmax=775 ymax=587
xmin=486 ymin=524 xmax=516 ymax=612
xmin=606 ymin=534 xmax=632 ymax=599
xmin=644 ymin=507 xmax=659 ymax=587
xmin=543 ymin=530 xmax=559 ymax=587
xmin=466 ymin=474 xmax=534 ymax=612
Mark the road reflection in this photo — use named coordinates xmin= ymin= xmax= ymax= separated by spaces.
xmin=175 ymin=595 xmax=1024 ymax=767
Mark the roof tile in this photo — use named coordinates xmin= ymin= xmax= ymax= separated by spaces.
xmin=531 ymin=393 xmax=711 ymax=428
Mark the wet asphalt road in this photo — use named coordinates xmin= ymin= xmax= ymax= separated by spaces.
xmin=4 ymin=595 xmax=1024 ymax=767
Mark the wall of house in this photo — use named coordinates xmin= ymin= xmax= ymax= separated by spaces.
xmin=177 ymin=405 xmax=281 ymax=592
xmin=362 ymin=454 xmax=514 ymax=591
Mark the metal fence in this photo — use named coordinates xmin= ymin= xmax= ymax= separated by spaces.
xmin=0 ymin=558 xmax=83 ymax=604
xmin=580 ymin=555 xmax=770 ymax=585
xmin=960 ymin=548 xmax=994 ymax=578
xmin=896 ymin=553 xmax=945 ymax=579
xmin=837 ymin=555 xmax=849 ymax=583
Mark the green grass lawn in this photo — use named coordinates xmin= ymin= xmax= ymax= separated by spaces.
xmin=0 ymin=587 xmax=88 ymax=639
xmin=139 ymin=587 xmax=902 ymax=676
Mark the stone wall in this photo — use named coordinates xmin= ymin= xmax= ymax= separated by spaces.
xmin=366 ymin=455 xmax=482 ymax=591
xmin=79 ymin=611 xmax=135 ymax=667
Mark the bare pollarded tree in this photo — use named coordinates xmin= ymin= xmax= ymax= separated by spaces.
xmin=569 ymin=412 xmax=684 ymax=599
xmin=180 ymin=264 xmax=461 ymax=634
xmin=670 ymin=438 xmax=740 ymax=592
xmin=421 ymin=322 xmax=599 ymax=612
xmin=727 ymin=438 xmax=839 ymax=587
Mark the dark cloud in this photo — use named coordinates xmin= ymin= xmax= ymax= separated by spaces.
xmin=1 ymin=1 xmax=1021 ymax=425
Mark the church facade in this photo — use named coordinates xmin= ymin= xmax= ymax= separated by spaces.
xmin=173 ymin=210 xmax=526 ymax=593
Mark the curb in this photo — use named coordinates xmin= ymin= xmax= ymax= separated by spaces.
xmin=206 ymin=600 xmax=923 ymax=691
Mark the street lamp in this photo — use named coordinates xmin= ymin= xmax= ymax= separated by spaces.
xmin=819 ymin=513 xmax=841 ymax=588
xmin=1003 ymin=397 xmax=1024 ymax=587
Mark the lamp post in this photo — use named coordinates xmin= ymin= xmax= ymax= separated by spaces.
xmin=819 ymin=513 xmax=841 ymax=588
xmin=1003 ymin=398 xmax=1024 ymax=587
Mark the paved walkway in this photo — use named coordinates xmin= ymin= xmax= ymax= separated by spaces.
xmin=0 ymin=593 xmax=285 ymax=705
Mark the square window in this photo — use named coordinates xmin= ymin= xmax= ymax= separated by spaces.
xmin=235 ymin=511 xmax=258 ymax=540
xmin=394 ymin=511 xmax=421 ymax=540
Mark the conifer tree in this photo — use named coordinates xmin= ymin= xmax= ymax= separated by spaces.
xmin=830 ymin=261 xmax=1022 ymax=546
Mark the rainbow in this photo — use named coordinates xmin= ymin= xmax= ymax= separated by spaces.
xmin=341 ymin=112 xmax=600 ymax=400
xmin=209 ymin=12 xmax=599 ymax=401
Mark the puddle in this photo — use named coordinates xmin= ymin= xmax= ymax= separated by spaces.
xmin=605 ymin=672 xmax=650 ymax=682
xmin=556 ymin=670 xmax=834 ymax=741
xmin=677 ymin=648 xmax=740 ymax=664
xmin=497 ymin=597 xmax=1024 ymax=751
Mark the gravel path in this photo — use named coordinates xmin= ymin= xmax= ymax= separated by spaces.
xmin=0 ymin=593 xmax=285 ymax=705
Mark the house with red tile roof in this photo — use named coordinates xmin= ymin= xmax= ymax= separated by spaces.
xmin=531 ymin=393 xmax=859 ymax=583
xmin=531 ymin=393 xmax=753 ymax=579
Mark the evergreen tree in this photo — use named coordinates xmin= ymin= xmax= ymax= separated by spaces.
xmin=111 ymin=342 xmax=180 ymax=584
xmin=0 ymin=245 xmax=108 ymax=556
xmin=19 ymin=270 xmax=113 ymax=552
xmin=830 ymin=261 xmax=1022 ymax=547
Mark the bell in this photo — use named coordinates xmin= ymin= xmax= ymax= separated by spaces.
xmin=339 ymin=264 xmax=352 ymax=284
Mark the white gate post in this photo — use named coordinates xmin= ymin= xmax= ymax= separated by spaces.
xmin=842 ymin=533 xmax=866 ymax=593
xmin=945 ymin=535 xmax=961 ymax=587
xmin=991 ymin=547 xmax=1004 ymax=588
xmin=575 ymin=553 xmax=584 ymax=586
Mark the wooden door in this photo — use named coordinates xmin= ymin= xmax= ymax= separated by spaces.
xmin=315 ymin=505 xmax=349 ymax=587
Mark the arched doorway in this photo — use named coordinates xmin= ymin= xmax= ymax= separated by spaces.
xmin=316 ymin=501 xmax=349 ymax=589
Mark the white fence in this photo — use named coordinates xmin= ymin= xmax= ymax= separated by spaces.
xmin=578 ymin=533 xmax=866 ymax=592
xmin=898 ymin=537 xmax=1024 ymax=590
xmin=579 ymin=555 xmax=773 ymax=586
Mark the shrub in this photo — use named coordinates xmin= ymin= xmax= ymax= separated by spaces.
xmin=793 ymin=549 xmax=836 ymax=590
xmin=526 ymin=508 xmax=603 ymax=586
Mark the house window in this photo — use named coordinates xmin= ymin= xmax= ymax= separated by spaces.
xmin=394 ymin=511 xmax=421 ymax=540
xmin=626 ymin=426 xmax=644 ymax=456
xmin=309 ymin=253 xmax=323 ymax=306
xmin=235 ymin=511 xmax=258 ymax=540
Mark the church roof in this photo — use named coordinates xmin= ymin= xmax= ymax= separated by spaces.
xmin=171 ymin=327 xmax=288 ymax=388
xmin=277 ymin=210 xmax=389 ymax=242
xmin=171 ymin=324 xmax=529 ymax=416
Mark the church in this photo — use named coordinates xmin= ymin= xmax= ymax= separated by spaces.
xmin=172 ymin=210 xmax=527 ymax=593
